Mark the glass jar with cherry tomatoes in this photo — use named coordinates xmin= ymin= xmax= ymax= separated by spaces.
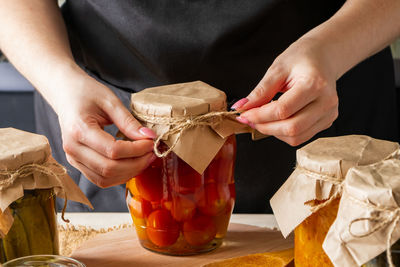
xmin=126 ymin=135 xmax=236 ymax=255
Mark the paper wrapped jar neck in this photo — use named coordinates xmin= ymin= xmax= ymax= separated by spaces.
xmin=130 ymin=81 xmax=250 ymax=174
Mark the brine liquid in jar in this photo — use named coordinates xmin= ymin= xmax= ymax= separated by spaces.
xmin=0 ymin=189 xmax=59 ymax=263
xmin=126 ymin=135 xmax=236 ymax=255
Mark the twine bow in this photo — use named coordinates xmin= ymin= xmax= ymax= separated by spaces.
xmin=0 ymin=162 xmax=70 ymax=223
xmin=348 ymin=195 xmax=400 ymax=267
xmin=132 ymin=109 xmax=239 ymax=157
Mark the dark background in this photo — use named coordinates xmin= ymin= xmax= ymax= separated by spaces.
xmin=0 ymin=50 xmax=400 ymax=136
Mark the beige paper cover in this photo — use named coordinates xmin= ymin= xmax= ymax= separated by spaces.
xmin=0 ymin=128 xmax=93 ymax=236
xmin=270 ymin=135 xmax=399 ymax=237
xmin=131 ymin=81 xmax=254 ymax=174
xmin=323 ymin=158 xmax=400 ymax=266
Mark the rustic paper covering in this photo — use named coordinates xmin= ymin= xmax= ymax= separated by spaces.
xmin=0 ymin=128 xmax=93 ymax=236
xmin=131 ymin=81 xmax=256 ymax=174
xmin=270 ymin=135 xmax=399 ymax=237
xmin=323 ymin=158 xmax=400 ymax=266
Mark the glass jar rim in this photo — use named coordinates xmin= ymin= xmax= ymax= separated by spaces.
xmin=2 ymin=254 xmax=85 ymax=267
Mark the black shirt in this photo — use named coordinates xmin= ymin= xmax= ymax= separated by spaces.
xmin=60 ymin=0 xmax=399 ymax=213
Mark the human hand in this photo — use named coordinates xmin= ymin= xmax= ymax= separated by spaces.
xmin=55 ymin=72 xmax=157 ymax=188
xmin=232 ymin=38 xmax=339 ymax=146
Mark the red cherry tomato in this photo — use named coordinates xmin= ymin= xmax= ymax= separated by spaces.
xmin=197 ymin=183 xmax=230 ymax=216
xmin=146 ymin=210 xmax=180 ymax=247
xmin=229 ymin=183 xmax=236 ymax=200
xmin=214 ymin=197 xmax=235 ymax=238
xmin=128 ymin=195 xmax=152 ymax=219
xmin=170 ymin=156 xmax=203 ymax=194
xmin=183 ymin=215 xmax=217 ymax=246
xmin=135 ymin=159 xmax=164 ymax=202
xmin=205 ymin=135 xmax=236 ymax=184
xmin=171 ymin=195 xmax=196 ymax=222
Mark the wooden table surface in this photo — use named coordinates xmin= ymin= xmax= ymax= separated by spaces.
xmin=58 ymin=213 xmax=279 ymax=230
xmin=58 ymin=213 xmax=291 ymax=267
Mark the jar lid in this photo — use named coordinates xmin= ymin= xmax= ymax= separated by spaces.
xmin=0 ymin=128 xmax=50 ymax=170
xmin=2 ymin=255 xmax=86 ymax=267
xmin=131 ymin=81 xmax=227 ymax=118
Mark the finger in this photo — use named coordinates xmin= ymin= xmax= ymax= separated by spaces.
xmin=253 ymin=98 xmax=337 ymax=137
xmin=64 ymin=139 xmax=156 ymax=181
xmin=75 ymin=123 xmax=154 ymax=159
xmin=67 ymin=156 xmax=129 ymax=188
xmin=240 ymin=77 xmax=322 ymax=124
xmin=100 ymin=96 xmax=157 ymax=140
xmin=275 ymin=112 xmax=336 ymax=147
xmin=239 ymin=65 xmax=287 ymax=110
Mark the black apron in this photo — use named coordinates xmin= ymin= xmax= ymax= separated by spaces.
xmin=35 ymin=0 xmax=399 ymax=213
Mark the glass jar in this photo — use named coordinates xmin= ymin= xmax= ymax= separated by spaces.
xmin=362 ymin=241 xmax=400 ymax=266
xmin=0 ymin=189 xmax=58 ymax=263
xmin=2 ymin=255 xmax=85 ymax=267
xmin=126 ymin=135 xmax=236 ymax=255
xmin=294 ymin=197 xmax=340 ymax=267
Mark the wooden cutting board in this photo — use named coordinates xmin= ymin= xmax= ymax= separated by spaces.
xmin=72 ymin=223 xmax=293 ymax=267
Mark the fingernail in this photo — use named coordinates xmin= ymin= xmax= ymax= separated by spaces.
xmin=231 ymin=98 xmax=249 ymax=110
xmin=139 ymin=127 xmax=157 ymax=139
xmin=236 ymin=116 xmax=249 ymax=124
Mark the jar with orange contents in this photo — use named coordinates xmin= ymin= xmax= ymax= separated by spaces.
xmin=294 ymin=198 xmax=340 ymax=267
xmin=124 ymin=81 xmax=249 ymax=255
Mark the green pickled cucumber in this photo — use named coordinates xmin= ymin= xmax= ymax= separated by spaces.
xmin=40 ymin=191 xmax=59 ymax=254
xmin=2 ymin=212 xmax=30 ymax=261
xmin=18 ymin=196 xmax=54 ymax=255
xmin=0 ymin=238 xmax=7 ymax=263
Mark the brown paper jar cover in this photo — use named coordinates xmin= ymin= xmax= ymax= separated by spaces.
xmin=270 ymin=135 xmax=399 ymax=238
xmin=323 ymin=158 xmax=400 ymax=266
xmin=130 ymin=81 xmax=252 ymax=174
xmin=0 ymin=128 xmax=93 ymax=236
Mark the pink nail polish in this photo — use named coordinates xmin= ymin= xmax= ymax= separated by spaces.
xmin=231 ymin=98 xmax=249 ymax=110
xmin=236 ymin=116 xmax=249 ymax=124
xmin=139 ymin=127 xmax=157 ymax=139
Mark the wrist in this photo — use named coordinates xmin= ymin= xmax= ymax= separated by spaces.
xmin=291 ymin=35 xmax=341 ymax=82
xmin=38 ymin=60 xmax=89 ymax=114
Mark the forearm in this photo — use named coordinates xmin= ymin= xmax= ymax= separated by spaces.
xmin=300 ymin=0 xmax=400 ymax=80
xmin=0 ymin=0 xmax=84 ymax=113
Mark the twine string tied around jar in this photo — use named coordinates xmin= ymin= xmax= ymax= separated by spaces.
xmin=0 ymin=162 xmax=70 ymax=223
xmin=347 ymin=194 xmax=400 ymax=267
xmin=296 ymin=165 xmax=344 ymax=213
xmin=132 ymin=109 xmax=239 ymax=157
xmin=299 ymin=147 xmax=400 ymax=214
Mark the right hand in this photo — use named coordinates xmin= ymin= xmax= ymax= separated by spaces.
xmin=54 ymin=71 xmax=157 ymax=188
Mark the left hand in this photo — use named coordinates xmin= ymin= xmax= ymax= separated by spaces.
xmin=232 ymin=37 xmax=339 ymax=146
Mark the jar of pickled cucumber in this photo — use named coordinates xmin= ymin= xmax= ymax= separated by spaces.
xmin=0 ymin=189 xmax=58 ymax=263
xmin=127 ymin=135 xmax=236 ymax=255
xmin=0 ymin=128 xmax=93 ymax=264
